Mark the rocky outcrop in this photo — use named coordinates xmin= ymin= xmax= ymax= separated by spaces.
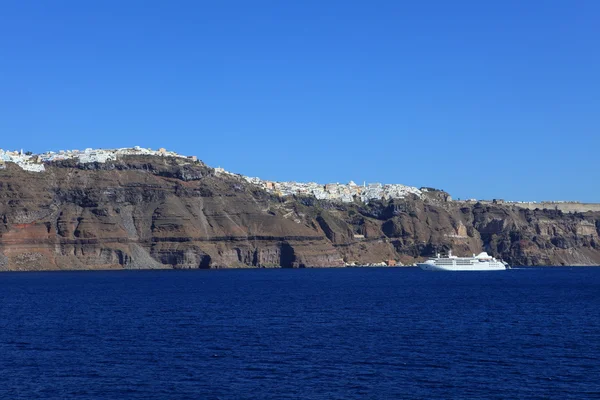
xmin=0 ymin=156 xmax=343 ymax=271
xmin=1 ymin=156 xmax=599 ymax=270
xmin=273 ymin=195 xmax=600 ymax=267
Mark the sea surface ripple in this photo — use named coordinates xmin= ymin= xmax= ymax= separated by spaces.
xmin=1 ymin=267 xmax=599 ymax=399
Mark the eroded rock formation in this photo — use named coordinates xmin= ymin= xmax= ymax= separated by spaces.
xmin=1 ymin=156 xmax=599 ymax=270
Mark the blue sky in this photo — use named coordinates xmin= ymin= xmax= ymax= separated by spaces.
xmin=1 ymin=1 xmax=598 ymax=202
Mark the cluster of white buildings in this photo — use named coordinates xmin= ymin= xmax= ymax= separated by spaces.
xmin=240 ymin=176 xmax=422 ymax=203
xmin=0 ymin=146 xmax=197 ymax=173
xmin=0 ymin=149 xmax=46 ymax=172
xmin=2 ymin=146 xmax=422 ymax=203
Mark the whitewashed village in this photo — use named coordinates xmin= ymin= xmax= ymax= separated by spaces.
xmin=0 ymin=146 xmax=588 ymax=207
xmin=241 ymin=174 xmax=422 ymax=203
xmin=0 ymin=146 xmax=424 ymax=203
xmin=0 ymin=146 xmax=195 ymax=173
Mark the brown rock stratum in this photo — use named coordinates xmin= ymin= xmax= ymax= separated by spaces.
xmin=1 ymin=156 xmax=599 ymax=270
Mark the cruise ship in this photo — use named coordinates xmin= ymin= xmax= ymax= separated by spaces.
xmin=417 ymin=251 xmax=509 ymax=271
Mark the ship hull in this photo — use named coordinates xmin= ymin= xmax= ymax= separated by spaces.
xmin=417 ymin=262 xmax=507 ymax=271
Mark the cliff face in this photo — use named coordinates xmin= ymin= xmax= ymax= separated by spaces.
xmin=1 ymin=157 xmax=599 ymax=270
xmin=0 ymin=157 xmax=343 ymax=271
xmin=279 ymin=193 xmax=600 ymax=267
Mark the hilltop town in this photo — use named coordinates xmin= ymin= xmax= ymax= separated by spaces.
xmin=240 ymin=175 xmax=422 ymax=203
xmin=1 ymin=146 xmax=598 ymax=210
xmin=1 ymin=147 xmax=423 ymax=203
xmin=0 ymin=146 xmax=196 ymax=172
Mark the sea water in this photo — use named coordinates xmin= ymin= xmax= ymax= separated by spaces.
xmin=1 ymin=267 xmax=599 ymax=399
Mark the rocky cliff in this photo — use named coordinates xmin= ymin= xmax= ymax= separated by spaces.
xmin=1 ymin=156 xmax=599 ymax=270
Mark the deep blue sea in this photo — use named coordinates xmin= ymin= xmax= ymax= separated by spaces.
xmin=1 ymin=267 xmax=600 ymax=399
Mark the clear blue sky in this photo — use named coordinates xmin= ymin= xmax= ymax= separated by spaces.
xmin=1 ymin=1 xmax=598 ymax=201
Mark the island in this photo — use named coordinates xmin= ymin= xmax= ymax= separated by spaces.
xmin=1 ymin=146 xmax=599 ymax=270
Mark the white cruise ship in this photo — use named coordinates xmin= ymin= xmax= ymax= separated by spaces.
xmin=417 ymin=251 xmax=509 ymax=271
